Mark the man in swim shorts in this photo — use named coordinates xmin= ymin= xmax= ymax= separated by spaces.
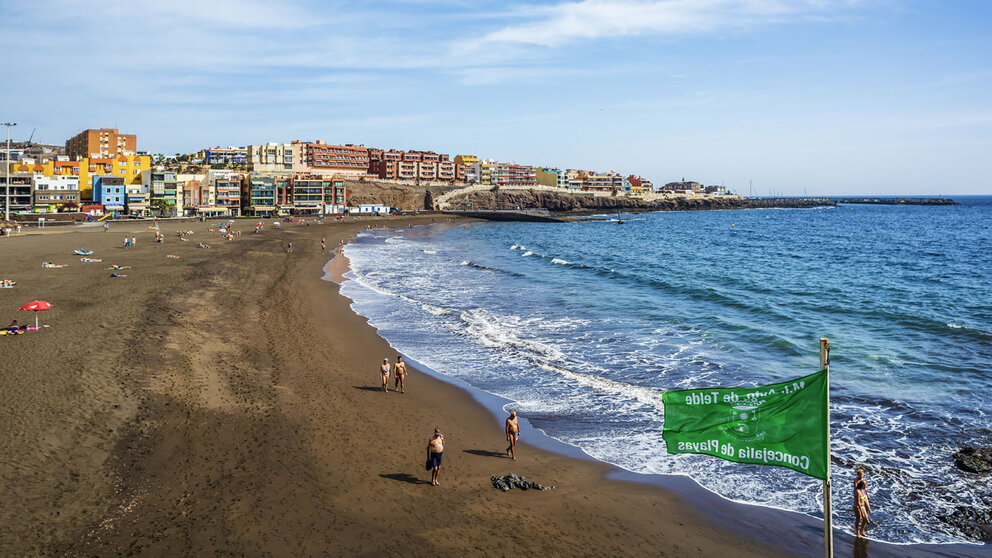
xmin=393 ymin=355 xmax=407 ymax=394
xmin=427 ymin=428 xmax=444 ymax=486
xmin=505 ymin=411 xmax=520 ymax=460
xmin=380 ymin=358 xmax=390 ymax=392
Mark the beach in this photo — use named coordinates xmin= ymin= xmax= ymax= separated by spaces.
xmin=0 ymin=217 xmax=792 ymax=557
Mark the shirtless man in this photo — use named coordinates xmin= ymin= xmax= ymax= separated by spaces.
xmin=427 ymin=428 xmax=444 ymax=486
xmin=380 ymin=358 xmax=390 ymax=392
xmin=505 ymin=411 xmax=520 ymax=460
xmin=393 ymin=355 xmax=407 ymax=394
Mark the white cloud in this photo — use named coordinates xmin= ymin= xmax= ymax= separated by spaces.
xmin=469 ymin=0 xmax=864 ymax=48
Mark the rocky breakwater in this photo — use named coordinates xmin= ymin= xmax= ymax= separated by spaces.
xmin=940 ymin=446 xmax=992 ymax=542
xmin=444 ymin=190 xmax=834 ymax=213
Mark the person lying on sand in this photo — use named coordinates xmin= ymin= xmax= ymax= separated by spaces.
xmin=0 ymin=280 xmax=15 ymax=288
xmin=197 ymin=242 xmax=211 ymax=249
xmin=166 ymin=255 xmax=180 ymax=259
xmin=107 ymin=265 xmax=131 ymax=270
xmin=6 ymin=320 xmax=24 ymax=334
xmin=42 ymin=262 xmax=67 ymax=268
xmin=80 ymin=257 xmax=103 ymax=263
xmin=110 ymin=272 xmax=127 ymax=278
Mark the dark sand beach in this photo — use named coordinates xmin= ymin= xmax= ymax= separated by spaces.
xmin=0 ymin=217 xmax=983 ymax=557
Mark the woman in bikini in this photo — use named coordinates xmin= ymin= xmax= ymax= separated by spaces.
xmin=855 ymin=478 xmax=872 ymax=537
xmin=380 ymin=358 xmax=390 ymax=392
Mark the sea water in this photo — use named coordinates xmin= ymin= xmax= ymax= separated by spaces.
xmin=339 ymin=197 xmax=992 ymax=544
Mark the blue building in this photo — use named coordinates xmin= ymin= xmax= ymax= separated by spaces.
xmin=92 ymin=175 xmax=126 ymax=211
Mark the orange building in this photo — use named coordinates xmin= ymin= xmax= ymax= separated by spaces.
xmin=65 ymin=128 xmax=137 ymax=160
xmin=294 ymin=140 xmax=368 ymax=174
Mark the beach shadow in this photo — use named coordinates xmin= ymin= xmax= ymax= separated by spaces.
xmin=463 ymin=449 xmax=507 ymax=459
xmin=352 ymin=386 xmax=385 ymax=392
xmin=380 ymin=473 xmax=431 ymax=485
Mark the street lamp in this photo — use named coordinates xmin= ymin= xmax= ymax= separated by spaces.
xmin=2 ymin=122 xmax=15 ymax=223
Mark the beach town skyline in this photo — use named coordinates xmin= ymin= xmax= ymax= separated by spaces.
xmin=2 ymin=0 xmax=991 ymax=196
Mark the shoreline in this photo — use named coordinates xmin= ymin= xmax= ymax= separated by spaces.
xmin=0 ymin=216 xmax=984 ymax=556
xmin=330 ymin=221 xmax=990 ymax=558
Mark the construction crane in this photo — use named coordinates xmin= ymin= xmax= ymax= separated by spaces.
xmin=26 ymin=128 xmax=35 ymax=146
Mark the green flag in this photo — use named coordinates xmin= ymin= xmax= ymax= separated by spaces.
xmin=662 ymin=369 xmax=828 ymax=480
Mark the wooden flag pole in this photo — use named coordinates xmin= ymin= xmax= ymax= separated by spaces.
xmin=820 ymin=337 xmax=833 ymax=558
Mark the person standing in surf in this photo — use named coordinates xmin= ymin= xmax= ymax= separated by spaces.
xmin=855 ymin=478 xmax=872 ymax=537
xmin=505 ymin=411 xmax=520 ymax=460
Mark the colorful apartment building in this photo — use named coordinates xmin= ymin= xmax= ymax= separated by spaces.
xmin=9 ymin=155 xmax=148 ymax=200
xmin=200 ymin=146 xmax=248 ymax=165
xmin=212 ymin=171 xmax=243 ymax=216
xmin=467 ymin=160 xmax=535 ymax=187
xmin=32 ymin=175 xmax=80 ymax=211
xmin=289 ymin=174 xmax=343 ymax=214
xmin=92 ymin=175 xmax=126 ymax=212
xmin=0 ymin=172 xmax=33 ymax=213
xmin=65 ymin=128 xmax=137 ymax=160
xmin=142 ymin=168 xmax=180 ymax=212
xmin=626 ymin=175 xmax=654 ymax=194
xmin=243 ymin=175 xmax=280 ymax=216
xmin=367 ymin=149 xmax=461 ymax=183
xmin=294 ymin=141 xmax=368 ymax=175
xmin=247 ymin=143 xmax=297 ymax=173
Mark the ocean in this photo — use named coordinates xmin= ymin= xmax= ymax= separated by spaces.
xmin=339 ymin=196 xmax=992 ymax=545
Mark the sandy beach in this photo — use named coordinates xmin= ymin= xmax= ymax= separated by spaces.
xmin=5 ymin=217 xmax=984 ymax=557
xmin=0 ymin=216 xmax=797 ymax=556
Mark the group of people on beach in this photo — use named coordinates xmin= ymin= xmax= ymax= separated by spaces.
xmin=379 ymin=355 xmax=408 ymax=393
xmin=377 ymin=356 xmax=523 ymax=485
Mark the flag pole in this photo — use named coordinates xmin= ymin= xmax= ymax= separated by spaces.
xmin=820 ymin=337 xmax=833 ymax=558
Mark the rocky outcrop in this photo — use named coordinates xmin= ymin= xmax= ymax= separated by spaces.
xmin=954 ymin=446 xmax=992 ymax=474
xmin=341 ymin=178 xmax=460 ymax=211
xmin=445 ymin=190 xmax=834 ymax=213
xmin=939 ymin=502 xmax=992 ymax=543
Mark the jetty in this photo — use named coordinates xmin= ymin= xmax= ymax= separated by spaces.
xmin=833 ymin=197 xmax=957 ymax=206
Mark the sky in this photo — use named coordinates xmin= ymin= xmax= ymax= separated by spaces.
xmin=2 ymin=0 xmax=991 ymax=195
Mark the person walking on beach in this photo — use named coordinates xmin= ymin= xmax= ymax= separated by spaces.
xmin=393 ymin=355 xmax=407 ymax=394
xmin=287 ymin=242 xmax=293 ymax=253
xmin=380 ymin=358 xmax=390 ymax=392
xmin=321 ymin=237 xmax=326 ymax=253
xmin=505 ymin=411 xmax=520 ymax=460
xmin=427 ymin=428 xmax=444 ymax=486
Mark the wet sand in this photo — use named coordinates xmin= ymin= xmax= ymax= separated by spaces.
xmin=0 ymin=217 xmax=979 ymax=557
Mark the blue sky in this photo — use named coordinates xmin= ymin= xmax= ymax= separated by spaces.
xmin=2 ymin=0 xmax=990 ymax=195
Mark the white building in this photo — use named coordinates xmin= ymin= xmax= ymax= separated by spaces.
xmin=247 ymin=143 xmax=297 ymax=173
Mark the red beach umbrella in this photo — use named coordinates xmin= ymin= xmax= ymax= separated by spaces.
xmin=18 ymin=300 xmax=52 ymax=329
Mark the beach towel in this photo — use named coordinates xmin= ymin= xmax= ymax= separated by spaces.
xmin=73 ymin=249 xmax=94 ymax=256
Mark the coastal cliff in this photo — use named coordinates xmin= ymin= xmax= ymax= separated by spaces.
xmin=444 ymin=190 xmax=834 ymax=213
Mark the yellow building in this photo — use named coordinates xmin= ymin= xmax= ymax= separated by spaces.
xmin=453 ymin=154 xmax=478 ymax=166
xmin=10 ymin=155 xmax=150 ymax=200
